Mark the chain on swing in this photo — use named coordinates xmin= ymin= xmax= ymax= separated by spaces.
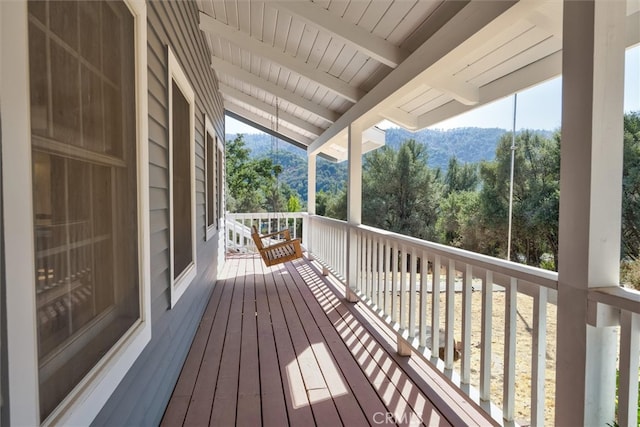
xmin=271 ymin=98 xmax=280 ymax=213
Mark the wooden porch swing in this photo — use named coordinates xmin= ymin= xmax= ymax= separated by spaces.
xmin=251 ymin=226 xmax=303 ymax=266
xmin=250 ymin=98 xmax=303 ymax=267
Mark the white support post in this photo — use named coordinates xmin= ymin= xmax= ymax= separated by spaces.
xmin=307 ymin=153 xmax=316 ymax=216
xmin=346 ymin=123 xmax=362 ymax=302
xmin=556 ymin=1 xmax=626 ymax=425
xmin=306 ymin=153 xmax=316 ymax=259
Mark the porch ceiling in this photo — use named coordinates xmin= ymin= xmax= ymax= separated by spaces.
xmin=197 ymin=0 xmax=640 ymax=159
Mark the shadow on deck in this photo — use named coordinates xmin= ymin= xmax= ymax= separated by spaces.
xmin=161 ymin=254 xmax=496 ymax=426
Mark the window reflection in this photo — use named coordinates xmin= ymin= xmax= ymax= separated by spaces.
xmin=28 ymin=1 xmax=139 ymax=419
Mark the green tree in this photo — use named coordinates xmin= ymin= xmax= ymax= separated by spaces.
xmin=444 ymin=156 xmax=479 ymax=195
xmin=437 ymin=190 xmax=482 ymax=249
xmin=622 ymin=112 xmax=640 ymax=259
xmin=325 ymin=188 xmax=347 ymax=221
xmin=225 ymin=134 xmax=280 ymax=212
xmin=476 ymin=131 xmax=560 ymax=267
xmin=287 ymin=194 xmax=302 ymax=212
xmin=362 ymin=139 xmax=442 ymax=240
xmin=315 ymin=190 xmax=330 ymax=216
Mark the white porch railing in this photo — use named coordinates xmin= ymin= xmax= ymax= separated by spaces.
xmin=308 ymin=215 xmax=348 ymax=280
xmin=307 ymin=214 xmax=559 ymax=425
xmin=589 ymin=287 xmax=640 ymax=427
xmin=225 ymin=212 xmax=306 ymax=253
xmin=231 ymin=212 xmax=640 ymax=426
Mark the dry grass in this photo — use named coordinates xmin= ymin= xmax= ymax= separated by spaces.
xmin=367 ymin=274 xmax=557 ymax=425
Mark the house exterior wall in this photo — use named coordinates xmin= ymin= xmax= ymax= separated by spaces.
xmin=92 ymin=1 xmax=225 ymax=425
xmin=0 ymin=0 xmax=224 ymax=424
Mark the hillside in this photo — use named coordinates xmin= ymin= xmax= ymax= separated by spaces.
xmin=224 ymin=127 xmax=519 ymax=199
xmin=384 ymin=127 xmax=506 ymax=170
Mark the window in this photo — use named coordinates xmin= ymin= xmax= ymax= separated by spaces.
xmin=20 ymin=0 xmax=150 ymax=423
xmin=205 ymin=115 xmax=216 ymax=239
xmin=168 ymin=47 xmax=196 ymax=307
xmin=2 ymin=0 xmax=149 ymax=423
xmin=217 ymin=140 xmax=224 ymax=226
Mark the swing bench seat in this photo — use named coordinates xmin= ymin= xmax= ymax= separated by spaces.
xmin=251 ymin=226 xmax=303 ymax=267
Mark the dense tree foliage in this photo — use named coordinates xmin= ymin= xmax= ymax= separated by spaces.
xmin=225 ymin=135 xmax=298 ymax=212
xmin=475 ymin=131 xmax=560 ymax=266
xmin=622 ymin=112 xmax=640 ymax=259
xmin=362 ymin=140 xmax=441 ymax=240
xmin=227 ymin=113 xmax=640 ymax=275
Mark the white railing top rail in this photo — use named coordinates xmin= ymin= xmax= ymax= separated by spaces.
xmin=359 ymin=223 xmax=558 ymax=290
xmin=225 ymin=218 xmax=253 ymax=232
xmin=589 ymin=286 xmax=640 ymax=314
xmin=308 ymin=214 xmax=558 ymax=290
xmin=309 ymin=214 xmax=347 ymax=227
xmin=227 ymin=212 xmax=306 ymax=220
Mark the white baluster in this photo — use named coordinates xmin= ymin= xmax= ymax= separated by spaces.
xmin=619 ymin=310 xmax=640 ymax=427
xmin=531 ymin=286 xmax=547 ymax=426
xmin=480 ymin=270 xmax=493 ymax=401
xmin=503 ymin=277 xmax=517 ymax=421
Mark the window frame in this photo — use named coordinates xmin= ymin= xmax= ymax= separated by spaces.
xmin=216 ymin=137 xmax=224 ymax=228
xmin=167 ymin=46 xmax=196 ymax=308
xmin=0 ymin=1 xmax=151 ymax=425
xmin=204 ymin=114 xmax=216 ymax=241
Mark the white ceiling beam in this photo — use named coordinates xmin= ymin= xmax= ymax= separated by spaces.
xmin=415 ymin=10 xmax=640 ymax=130
xmin=219 ymin=84 xmax=324 ymax=136
xmin=412 ymin=0 xmax=546 ymax=79
xmin=200 ymin=11 xmax=365 ymax=103
xmin=308 ymin=1 xmax=518 ymax=155
xmin=527 ymin=8 xmax=563 ymax=38
xmin=379 ymin=107 xmax=419 ymax=130
xmin=376 ymin=0 xmax=543 ymax=112
xmin=225 ymin=102 xmax=314 ymax=147
xmin=211 ymin=56 xmax=339 ymax=124
xmin=417 ymin=51 xmax=562 ymax=129
xmin=430 ymin=77 xmax=480 ymax=106
xmin=271 ymin=1 xmax=409 ymax=68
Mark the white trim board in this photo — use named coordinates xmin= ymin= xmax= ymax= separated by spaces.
xmin=1 ymin=1 xmax=151 ymax=424
xmin=204 ymin=114 xmax=216 ymax=241
xmin=167 ymin=45 xmax=197 ymax=308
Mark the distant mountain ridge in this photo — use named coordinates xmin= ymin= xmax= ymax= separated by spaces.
xmin=224 ymin=127 xmax=548 ymax=200
xmin=225 ymin=127 xmax=525 ymax=170
xmin=384 ymin=127 xmax=506 ymax=169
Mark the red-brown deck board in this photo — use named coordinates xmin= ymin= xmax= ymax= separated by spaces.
xmin=162 ymin=254 xmax=496 ymax=426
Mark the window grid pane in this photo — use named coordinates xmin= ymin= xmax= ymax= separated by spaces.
xmin=28 ymin=1 xmax=139 ymax=420
xmin=206 ymin=132 xmax=215 ymax=229
xmin=172 ymin=81 xmax=193 ymax=278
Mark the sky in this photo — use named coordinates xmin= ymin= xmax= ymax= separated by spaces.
xmin=226 ymin=46 xmax=639 ymax=135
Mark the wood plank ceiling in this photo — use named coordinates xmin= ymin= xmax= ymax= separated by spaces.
xmin=196 ymin=0 xmax=640 ymax=161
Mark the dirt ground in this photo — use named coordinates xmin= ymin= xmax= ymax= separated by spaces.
xmin=381 ymin=279 xmax=558 ymax=426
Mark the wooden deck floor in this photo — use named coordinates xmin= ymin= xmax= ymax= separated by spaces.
xmin=162 ymin=254 xmax=496 ymax=427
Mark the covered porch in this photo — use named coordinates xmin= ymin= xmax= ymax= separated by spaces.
xmin=199 ymin=0 xmax=640 ymax=425
xmin=162 ymin=252 xmax=495 ymax=426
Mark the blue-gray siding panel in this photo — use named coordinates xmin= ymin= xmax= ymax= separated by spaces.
xmin=92 ymin=0 xmax=224 ymax=424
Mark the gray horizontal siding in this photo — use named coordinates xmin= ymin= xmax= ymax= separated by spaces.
xmin=92 ymin=0 xmax=225 ymax=424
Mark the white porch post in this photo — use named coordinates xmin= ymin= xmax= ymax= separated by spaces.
xmin=308 ymin=153 xmax=316 ymax=216
xmin=346 ymin=123 xmax=362 ymax=302
xmin=306 ymin=153 xmax=316 ymax=258
xmin=556 ymin=1 xmax=626 ymax=426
